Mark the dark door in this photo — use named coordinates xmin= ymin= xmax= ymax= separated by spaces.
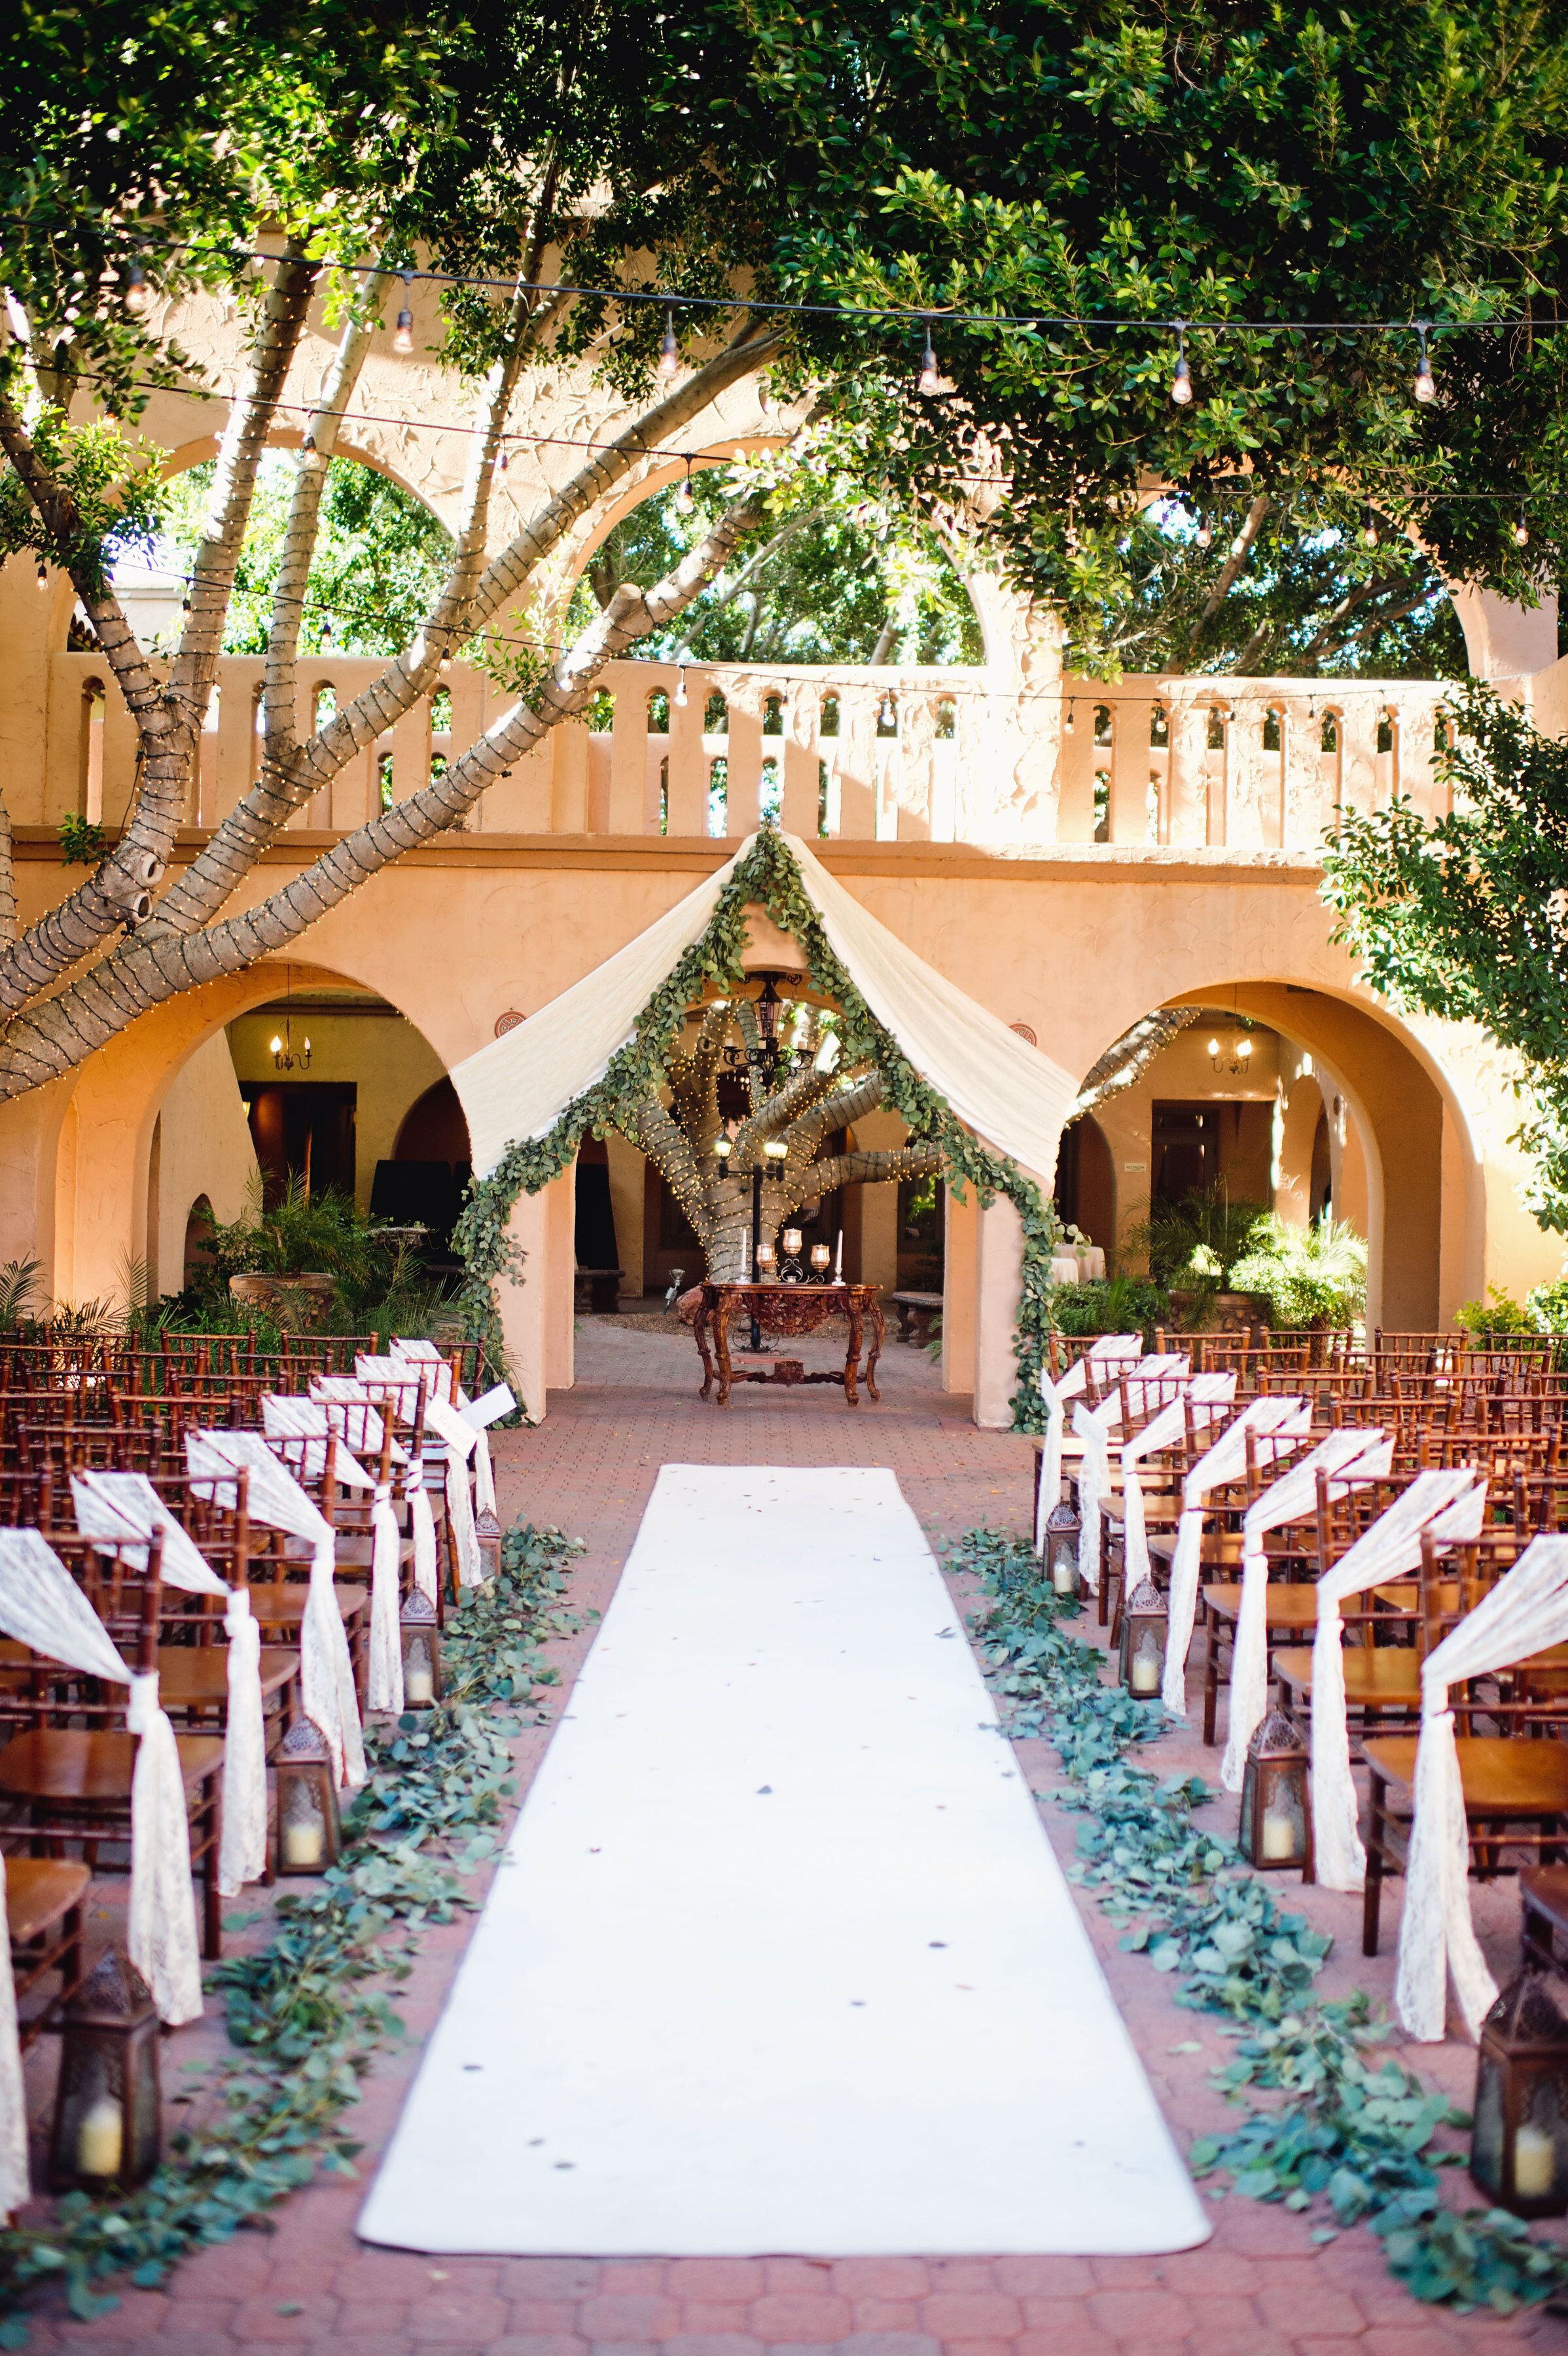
xmin=241 ymin=1082 xmax=357 ymax=1205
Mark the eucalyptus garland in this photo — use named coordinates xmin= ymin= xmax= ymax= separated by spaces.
xmin=958 ymin=1524 xmax=1568 ymax=2315
xmin=453 ymin=827 xmax=1065 ymax=1429
xmin=0 ymin=1524 xmax=584 ymax=2346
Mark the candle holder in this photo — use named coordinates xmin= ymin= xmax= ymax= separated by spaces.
xmin=274 ymin=1717 xmax=342 ymax=1875
xmin=754 ymin=1241 xmax=777 ymax=1277
xmin=810 ymin=1243 xmax=832 ymax=1283
xmin=779 ymin=1227 xmax=805 ymax=1283
xmin=400 ymin=1589 xmax=443 ymax=1709
xmin=1470 ymin=1974 xmax=1568 ymax=2217
xmin=1238 ymin=1707 xmax=1311 ymax=1871
xmin=1042 ymin=1498 xmax=1081 ymax=1599
xmin=1119 ymin=1577 xmax=1168 ymax=1699
xmin=49 ymin=1946 xmax=162 ymax=2193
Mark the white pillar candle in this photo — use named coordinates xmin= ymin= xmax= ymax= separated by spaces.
xmin=404 ymin=1668 xmax=435 ymax=1706
xmin=1130 ymin=1637 xmax=1162 ymax=1696
xmin=283 ymin=1819 xmax=327 ymax=1869
xmin=1260 ymin=1806 xmax=1298 ymax=1861
xmin=834 ymin=1230 xmax=843 ymax=1282
xmin=77 ymin=2094 xmax=123 ymax=2179
xmin=1514 ymin=2122 xmax=1557 ymax=2199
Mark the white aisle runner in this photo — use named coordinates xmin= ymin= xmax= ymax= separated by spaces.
xmin=358 ymin=1466 xmax=1209 ymax=2255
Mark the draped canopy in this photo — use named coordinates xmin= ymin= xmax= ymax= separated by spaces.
xmin=449 ymin=832 xmax=1077 ymax=1188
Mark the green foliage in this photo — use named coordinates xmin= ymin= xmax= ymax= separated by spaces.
xmin=1227 ymin=1214 xmax=1368 ymax=1329
xmin=1124 ymin=1183 xmax=1267 ymax=1288
xmin=167 ymin=1179 xmax=454 ymax=1348
xmin=1323 ymin=686 xmax=1568 ymax=1230
xmin=1454 ymin=1287 xmax=1537 ymax=1342
xmin=953 ymin=1524 xmax=1568 ymax=2313
xmin=0 ymin=1260 xmax=43 ymax=1333
xmin=1524 ymin=1274 xmax=1568 ymax=1334
xmin=0 ymin=1523 xmax=583 ymax=2342
xmin=154 ymin=455 xmax=453 ymax=659
xmin=56 ymin=816 xmax=107 ymax=868
xmin=453 ymin=827 xmax=1066 ymax=1423
xmin=0 ymin=412 xmax=164 ymax=589
xmin=196 ymin=1179 xmax=393 ymax=1287
xmin=1044 ymin=1274 xmax=1168 ymax=1342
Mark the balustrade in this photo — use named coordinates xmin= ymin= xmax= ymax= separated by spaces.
xmin=39 ymin=651 xmax=1452 ymax=853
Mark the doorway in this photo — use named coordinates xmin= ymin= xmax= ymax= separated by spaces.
xmin=240 ymin=1082 xmax=357 ymax=1204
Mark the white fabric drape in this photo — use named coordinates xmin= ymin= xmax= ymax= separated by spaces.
xmin=1033 ymin=1336 xmax=1142 ymax=1553
xmin=346 ymin=1364 xmax=442 ymax=1605
xmin=1166 ymin=1398 xmax=1313 ymax=1727
xmin=1070 ymin=1355 xmax=1189 ymax=1595
xmin=449 ymin=832 xmax=1078 ymax=1187
xmin=0 ymin=1855 xmax=26 ymax=2215
xmin=70 ymin=1471 xmax=268 ymax=1899
xmin=185 ymin=1433 xmax=366 ymax=1791
xmin=0 ymin=1530 xmax=202 ymax=2026
xmin=1213 ymin=1430 xmax=1393 ymax=1776
xmin=393 ymin=1344 xmax=514 ymax=1531
xmin=1395 ymin=1535 xmax=1568 ymax=2043
xmin=263 ymin=1399 xmax=404 ymax=1715
xmin=1118 ymin=1373 xmax=1237 ymax=1600
xmin=422 ymin=1390 xmax=484 ymax=1587
xmin=1310 ymin=1471 xmax=1489 ymax=1891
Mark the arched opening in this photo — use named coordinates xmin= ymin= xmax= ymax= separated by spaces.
xmin=183 ymin=1194 xmax=215 ymax=1287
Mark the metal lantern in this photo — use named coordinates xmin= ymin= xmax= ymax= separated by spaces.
xmin=779 ymin=1227 xmax=805 ymax=1282
xmin=274 ymin=1716 xmax=342 ymax=1875
xmin=1470 ymin=1974 xmax=1568 ymax=2218
xmin=810 ymin=1243 xmax=832 ymax=1281
xmin=1119 ymin=1577 xmax=1167 ymax=1698
xmin=400 ymin=1589 xmax=443 ymax=1708
xmin=49 ymin=1946 xmax=161 ymax=2192
xmin=1238 ymin=1707 xmax=1311 ymax=1871
xmin=1043 ymin=1497 xmax=1081 ymax=1598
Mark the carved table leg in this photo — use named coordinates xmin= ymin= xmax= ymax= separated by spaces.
xmin=714 ymin=1296 xmax=736 ymax=1407
xmin=864 ymin=1298 xmax=885 ymax=1402
xmin=844 ymin=1298 xmax=863 ymax=1405
xmin=695 ymin=1298 xmax=715 ymax=1401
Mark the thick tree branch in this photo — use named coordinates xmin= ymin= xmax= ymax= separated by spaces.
xmin=806 ymin=1143 xmax=942 ymax=1195
xmin=1186 ymin=491 xmax=1270 ymax=651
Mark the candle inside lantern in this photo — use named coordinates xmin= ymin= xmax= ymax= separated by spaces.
xmin=77 ymin=2094 xmax=122 ymax=2181
xmin=1050 ymin=1552 xmax=1077 ymax=1597
xmin=755 ymin=1243 xmax=775 ymax=1270
xmin=810 ymin=1243 xmax=830 ymax=1273
xmin=404 ymin=1633 xmax=435 ymax=1707
xmin=1260 ymin=1804 xmax=1298 ymax=1861
xmin=281 ymin=1780 xmax=327 ymax=1869
xmin=782 ymin=1228 xmax=802 ymax=1255
xmin=1514 ymin=2122 xmax=1557 ymax=2199
xmin=1129 ymin=1631 xmax=1162 ymax=1695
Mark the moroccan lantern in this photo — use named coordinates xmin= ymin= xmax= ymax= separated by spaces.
xmin=274 ymin=1716 xmax=342 ymax=1875
xmin=400 ymin=1589 xmax=443 ymax=1709
xmin=1470 ymin=1974 xmax=1568 ymax=2218
xmin=1042 ymin=1497 xmax=1081 ymax=1599
xmin=1120 ymin=1577 xmax=1167 ymax=1699
xmin=49 ymin=1946 xmax=162 ymax=2192
xmin=1238 ymin=1707 xmax=1311 ymax=1870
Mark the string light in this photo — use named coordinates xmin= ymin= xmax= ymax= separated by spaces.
xmin=493 ymin=442 xmax=508 ymax=478
xmin=393 ymin=272 xmax=414 ymax=355
xmin=1361 ymin=507 xmax=1379 ymax=547
xmin=123 ymin=263 xmax=151 ymax=317
xmin=1195 ymin=516 xmax=1212 ymax=547
xmin=675 ymin=457 xmax=694 ymax=514
xmin=674 ymin=666 xmax=688 ymax=707
xmin=1514 ymin=504 xmax=1530 ymax=548
xmin=1413 ymin=322 xmax=1435 ymax=404
xmin=656 ymin=309 xmax=679 ymax=380
xmin=35 ymin=561 xmax=48 ymax=590
xmin=917 ymin=323 xmax=940 ymax=397
xmin=1169 ymin=323 xmax=1192 ymax=406
xmin=320 ymin=614 xmax=334 ymax=650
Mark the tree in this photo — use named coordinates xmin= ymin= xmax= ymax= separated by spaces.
xmin=2 ymin=0 xmax=1567 ymax=1105
xmin=1322 ymin=683 xmax=1568 ymax=1230
xmin=619 ymin=984 xmax=940 ymax=1281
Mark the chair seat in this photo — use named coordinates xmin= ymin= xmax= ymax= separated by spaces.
xmin=247 ymin=1579 xmax=368 ymax=1628
xmin=0 ymin=1730 xmax=224 ymax=1805
xmin=155 ymin=1646 xmax=298 ymax=1705
xmin=1149 ymin=1529 xmax=1246 ymax=1570
xmin=5 ymin=1857 xmax=89 ymax=1943
xmin=1274 ymin=1645 xmax=1422 ymax=1705
xmin=1203 ymin=1583 xmax=1319 ymax=1630
xmin=1521 ymin=1863 xmax=1568 ymax=1936
xmin=1365 ymin=1734 xmax=1568 ymax=1817
xmin=1374 ymin=1579 xmax=1462 ymax=1615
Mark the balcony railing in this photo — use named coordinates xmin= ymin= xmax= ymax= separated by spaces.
xmin=39 ymin=652 xmax=1453 ymax=852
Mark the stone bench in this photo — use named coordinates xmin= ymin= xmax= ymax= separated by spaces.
xmin=891 ymin=1290 xmax=943 ymax=1343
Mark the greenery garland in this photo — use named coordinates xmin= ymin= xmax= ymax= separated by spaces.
xmin=957 ymin=1524 xmax=1568 ymax=2316
xmin=453 ymin=827 xmax=1065 ymax=1429
xmin=0 ymin=1524 xmax=584 ymax=2347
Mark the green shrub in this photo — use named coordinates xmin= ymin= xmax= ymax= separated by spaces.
xmin=1525 ymin=1273 xmax=1568 ymax=1334
xmin=1455 ymin=1285 xmax=1536 ymax=1341
xmin=1046 ymin=1273 xmax=1168 ymax=1342
xmin=1227 ymin=1213 xmax=1366 ymax=1329
xmin=1122 ymin=1182 xmax=1266 ymax=1287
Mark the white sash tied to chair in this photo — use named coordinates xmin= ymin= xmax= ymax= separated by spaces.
xmin=268 ymin=1402 xmax=404 ymax=1716
xmin=0 ymin=1856 xmax=24 ymax=2214
xmin=70 ymin=1469 xmax=270 ymax=1901
xmin=1310 ymin=1471 xmax=1489 ymax=1892
xmin=1119 ymin=1372 xmax=1236 ymax=1601
xmin=463 ymin=1385 xmax=514 ymax=1523
xmin=1213 ymin=1426 xmax=1391 ymax=1775
xmin=1395 ymin=1535 xmax=1568 ymax=2042
xmin=1071 ymin=1354 xmax=1188 ymax=1594
xmin=1033 ymin=1336 xmax=1141 ymax=1553
xmin=185 ymin=1433 xmax=366 ymax=1791
xmin=1162 ymin=1395 xmax=1310 ymax=1722
xmin=422 ymin=1389 xmax=484 ymax=1588
xmin=353 ymin=1362 xmax=444 ymax=1605
xmin=0 ymin=1531 xmax=203 ymax=2029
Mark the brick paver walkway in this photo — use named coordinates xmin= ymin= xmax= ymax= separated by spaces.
xmin=20 ymin=1326 xmax=1567 ymax=2353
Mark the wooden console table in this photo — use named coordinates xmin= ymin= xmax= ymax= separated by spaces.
xmin=693 ymin=1282 xmax=884 ymax=1407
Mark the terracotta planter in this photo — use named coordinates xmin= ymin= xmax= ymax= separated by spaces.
xmin=1167 ymin=1289 xmax=1267 ymax=1336
xmin=228 ymin=1272 xmax=336 ymax=1329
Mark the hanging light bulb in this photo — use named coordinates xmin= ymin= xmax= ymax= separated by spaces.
xmin=1205 ymin=1036 xmax=1221 ymax=1058
xmin=1196 ymin=514 xmax=1212 ymax=548
xmin=35 ymin=560 xmax=48 ymax=590
xmin=123 ymin=262 xmax=151 ymax=317
xmin=1169 ymin=323 xmax=1192 ymax=406
xmin=493 ymin=442 xmax=508 ymax=479
xmin=675 ymin=458 xmax=694 ymax=514
xmin=917 ymin=323 xmax=940 ymax=397
xmin=393 ymin=272 xmax=414 ymax=355
xmin=319 ymin=613 xmax=334 ymax=651
xmin=1361 ymin=507 xmax=1379 ymax=548
xmin=1514 ymin=503 xmax=1530 ymax=548
xmin=1413 ymin=322 xmax=1436 ymax=404
xmin=656 ymin=308 xmax=680 ymax=380
xmin=301 ymin=431 xmax=316 ymax=455
xmin=673 ymin=666 xmax=688 ymax=709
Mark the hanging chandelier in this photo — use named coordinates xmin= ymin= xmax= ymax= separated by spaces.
xmin=270 ymin=968 xmax=312 ymax=1072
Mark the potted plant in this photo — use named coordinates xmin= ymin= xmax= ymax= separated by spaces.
xmin=199 ymin=1180 xmax=394 ymax=1332
xmin=1226 ymin=1213 xmax=1368 ymax=1333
